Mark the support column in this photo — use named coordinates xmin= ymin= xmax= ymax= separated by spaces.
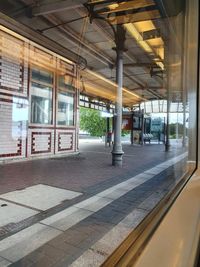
xmin=141 ymin=109 xmax=144 ymax=145
xmin=105 ymin=104 xmax=111 ymax=147
xmin=176 ymin=112 xmax=179 ymax=142
xmin=165 ymin=89 xmax=170 ymax=151
xmin=112 ymin=25 xmax=126 ymax=166
xmin=106 ymin=104 xmax=110 ymax=133
xmin=165 ymin=44 xmax=170 ymax=152
xmin=112 ymin=49 xmax=124 ymax=166
xmin=130 ymin=110 xmax=134 ymax=145
xmin=182 ymin=91 xmax=187 ymax=147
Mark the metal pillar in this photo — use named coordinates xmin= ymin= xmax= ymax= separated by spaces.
xmin=165 ymin=45 xmax=170 ymax=152
xmin=130 ymin=110 xmax=134 ymax=145
xmin=141 ymin=110 xmax=144 ymax=145
xmin=176 ymin=112 xmax=179 ymax=142
xmin=112 ymin=25 xmax=126 ymax=166
xmin=105 ymin=104 xmax=111 ymax=147
xmin=165 ymin=91 xmax=170 ymax=151
xmin=182 ymin=93 xmax=187 ymax=147
xmin=106 ymin=104 xmax=110 ymax=133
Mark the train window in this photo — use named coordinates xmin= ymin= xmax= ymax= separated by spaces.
xmin=0 ymin=0 xmax=198 ymax=266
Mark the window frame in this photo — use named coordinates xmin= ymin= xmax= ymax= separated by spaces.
xmin=56 ymin=72 xmax=76 ymax=128
xmin=29 ymin=64 xmax=55 ymax=126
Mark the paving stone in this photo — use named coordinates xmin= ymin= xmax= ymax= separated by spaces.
xmin=74 ymin=196 xmax=112 ymax=212
xmin=41 ymin=207 xmax=93 ymax=231
xmin=54 ymin=229 xmax=89 ymax=247
xmin=0 ymin=200 xmax=38 ymax=227
xmin=138 ymin=192 xmax=167 ymax=211
xmin=69 ymin=248 xmax=106 ymax=267
xmin=0 ymin=223 xmax=61 ymax=262
xmin=0 ymin=256 xmax=11 ymax=267
xmin=9 ymin=259 xmax=34 ymax=267
xmin=47 ymin=236 xmax=85 ymax=257
xmin=0 ymin=143 xmax=188 ymax=267
xmin=52 ymin=253 xmax=77 ymax=267
xmin=120 ymin=208 xmax=149 ymax=228
xmin=29 ymin=254 xmax=56 ymax=267
xmin=0 ymin=143 xmax=186 ymax=196
xmin=0 ymin=184 xmax=82 ymax=211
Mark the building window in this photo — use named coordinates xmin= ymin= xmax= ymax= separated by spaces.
xmin=57 ymin=74 xmax=75 ymax=126
xmin=30 ymin=67 xmax=53 ymax=124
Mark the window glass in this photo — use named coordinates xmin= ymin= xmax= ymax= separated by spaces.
xmin=58 ymin=75 xmax=75 ymax=91
xmin=57 ymin=90 xmax=74 ymax=126
xmin=57 ymin=72 xmax=75 ymax=126
xmin=32 ymin=67 xmax=53 ymax=84
xmin=31 ymin=82 xmax=53 ymax=124
xmin=30 ymin=66 xmax=53 ymax=125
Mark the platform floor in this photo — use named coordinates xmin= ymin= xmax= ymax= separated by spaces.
xmin=0 ymin=140 xmax=187 ymax=267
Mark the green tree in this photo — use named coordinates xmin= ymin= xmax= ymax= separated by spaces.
xmin=80 ymin=107 xmax=106 ymax=137
xmin=169 ymin=123 xmax=184 ymax=138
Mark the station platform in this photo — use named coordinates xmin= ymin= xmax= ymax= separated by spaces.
xmin=0 ymin=140 xmax=187 ymax=267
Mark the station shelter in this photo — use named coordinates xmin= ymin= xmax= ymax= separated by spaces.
xmin=0 ymin=0 xmax=189 ymax=164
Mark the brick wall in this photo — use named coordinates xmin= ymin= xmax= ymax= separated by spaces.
xmin=56 ymin=130 xmax=75 ymax=153
xmin=0 ymin=27 xmax=78 ymax=162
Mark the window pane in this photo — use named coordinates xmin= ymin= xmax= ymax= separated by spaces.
xmin=57 ymin=90 xmax=74 ymax=126
xmin=58 ymin=75 xmax=75 ymax=91
xmin=32 ymin=67 xmax=53 ymax=85
xmin=31 ymin=82 xmax=52 ymax=124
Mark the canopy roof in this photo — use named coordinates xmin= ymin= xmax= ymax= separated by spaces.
xmin=0 ymin=0 xmax=183 ymax=106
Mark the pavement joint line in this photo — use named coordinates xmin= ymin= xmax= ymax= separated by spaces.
xmin=0 ymin=223 xmax=62 ymax=263
xmin=39 ymin=222 xmax=65 ymax=233
xmin=0 ymin=153 xmax=188 ymax=265
xmin=68 ymin=157 xmax=186 ymax=267
xmin=69 ymin=209 xmax=149 ymax=267
xmin=82 ymin=150 xmax=152 ymax=157
xmin=82 ymin=151 xmax=111 ymax=154
xmin=0 ymin=255 xmax=13 ymax=264
xmin=0 ymin=185 xmax=82 ymax=212
xmin=87 ymin=152 xmax=138 ymax=157
xmin=0 ymin=197 xmax=42 ymax=212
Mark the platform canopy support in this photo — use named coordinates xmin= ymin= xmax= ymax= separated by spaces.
xmin=111 ymin=25 xmax=126 ymax=166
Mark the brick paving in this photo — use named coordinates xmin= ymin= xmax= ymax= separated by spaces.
xmin=0 ymin=141 xmax=184 ymax=195
xmin=0 ymin=140 xmax=187 ymax=267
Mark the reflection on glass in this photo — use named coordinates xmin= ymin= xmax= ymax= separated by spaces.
xmin=58 ymin=75 xmax=75 ymax=91
xmin=57 ymin=90 xmax=74 ymax=126
xmin=12 ymin=98 xmax=29 ymax=139
xmin=57 ymin=73 xmax=75 ymax=126
xmin=32 ymin=67 xmax=53 ymax=84
xmin=31 ymin=82 xmax=52 ymax=124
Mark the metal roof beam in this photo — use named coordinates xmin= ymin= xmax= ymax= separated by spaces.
xmin=32 ymin=0 xmax=84 ymax=16
xmin=131 ymin=86 xmax=162 ymax=91
xmin=96 ymin=0 xmax=155 ymax=15
xmin=124 ymin=63 xmax=158 ymax=67
xmin=87 ymin=0 xmax=118 ymax=6
xmin=75 ymin=7 xmax=146 ymax=88
xmin=107 ymin=10 xmax=160 ymax=25
xmin=43 ymin=14 xmax=114 ymax=67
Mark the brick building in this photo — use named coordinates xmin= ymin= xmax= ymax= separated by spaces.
xmin=0 ymin=26 xmax=79 ymax=162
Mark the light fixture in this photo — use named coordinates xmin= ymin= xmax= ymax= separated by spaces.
xmin=124 ymin=21 xmax=164 ymax=70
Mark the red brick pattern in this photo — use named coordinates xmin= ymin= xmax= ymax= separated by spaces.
xmin=0 ymin=101 xmax=25 ymax=159
xmin=58 ymin=132 xmax=73 ymax=152
xmin=0 ymin=30 xmax=28 ymax=96
xmin=0 ymin=27 xmax=78 ymax=162
xmin=0 ymin=138 xmax=22 ymax=158
xmin=31 ymin=132 xmax=52 ymax=154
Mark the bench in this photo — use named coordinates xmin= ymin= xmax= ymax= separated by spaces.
xmin=143 ymin=133 xmax=153 ymax=143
